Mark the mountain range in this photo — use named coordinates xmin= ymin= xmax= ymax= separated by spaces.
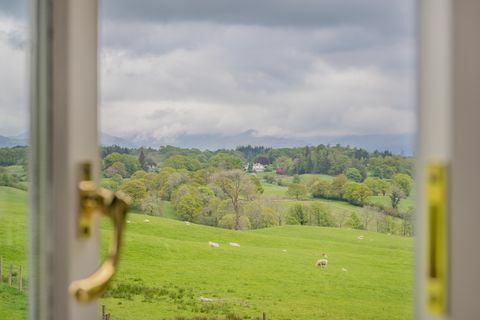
xmin=0 ymin=130 xmax=415 ymax=155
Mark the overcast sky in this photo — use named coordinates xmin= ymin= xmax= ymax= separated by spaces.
xmin=0 ymin=0 xmax=415 ymax=141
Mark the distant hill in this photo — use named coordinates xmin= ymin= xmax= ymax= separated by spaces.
xmin=0 ymin=134 xmax=28 ymax=147
xmin=124 ymin=130 xmax=415 ymax=155
xmin=0 ymin=130 xmax=415 ymax=155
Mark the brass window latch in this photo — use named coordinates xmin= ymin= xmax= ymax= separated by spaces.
xmin=69 ymin=162 xmax=130 ymax=303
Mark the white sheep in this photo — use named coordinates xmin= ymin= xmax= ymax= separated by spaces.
xmin=229 ymin=242 xmax=240 ymax=247
xmin=184 ymin=221 xmax=191 ymax=225
xmin=208 ymin=241 xmax=220 ymax=248
xmin=316 ymin=259 xmax=328 ymax=268
xmin=143 ymin=219 xmax=150 ymax=223
xmin=357 ymin=235 xmax=364 ymax=240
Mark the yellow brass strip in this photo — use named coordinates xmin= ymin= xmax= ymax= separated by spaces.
xmin=426 ymin=162 xmax=448 ymax=315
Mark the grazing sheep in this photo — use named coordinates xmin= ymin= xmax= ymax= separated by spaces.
xmin=126 ymin=220 xmax=131 ymax=224
xmin=184 ymin=221 xmax=191 ymax=225
xmin=357 ymin=235 xmax=364 ymax=240
xmin=199 ymin=297 xmax=214 ymax=302
xmin=282 ymin=249 xmax=287 ymax=253
xmin=229 ymin=242 xmax=240 ymax=247
xmin=143 ymin=219 xmax=150 ymax=223
xmin=316 ymin=259 xmax=328 ymax=268
xmin=208 ymin=241 xmax=220 ymax=248
xmin=342 ymin=267 xmax=348 ymax=272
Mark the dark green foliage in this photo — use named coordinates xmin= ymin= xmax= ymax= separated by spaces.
xmin=0 ymin=147 xmax=27 ymax=166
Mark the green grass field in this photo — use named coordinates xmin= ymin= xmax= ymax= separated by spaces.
xmin=0 ymin=186 xmax=413 ymax=320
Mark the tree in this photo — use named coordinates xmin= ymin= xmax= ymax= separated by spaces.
xmin=106 ymin=161 xmax=127 ymax=178
xmin=176 ymin=192 xmax=203 ymax=222
xmin=392 ymin=173 xmax=414 ymax=197
xmin=345 ymin=168 xmax=363 ymax=182
xmin=141 ymin=194 xmax=163 ymax=216
xmin=138 ymin=149 xmax=147 ymax=171
xmin=119 ymin=179 xmax=147 ymax=208
xmin=344 ymin=182 xmax=373 ymax=206
xmin=389 ymin=186 xmax=405 ymax=209
xmin=347 ymin=212 xmax=363 ymax=229
xmin=287 ymin=183 xmax=308 ymax=200
xmin=209 ymin=153 xmax=244 ymax=170
xmin=250 ymin=175 xmax=264 ymax=194
xmin=292 ymin=174 xmax=301 ymax=184
xmin=310 ymin=179 xmax=331 ymax=199
xmin=310 ymin=202 xmax=334 ymax=227
xmin=360 ymin=206 xmax=375 ymax=230
xmin=287 ymin=203 xmax=307 ymax=225
xmin=213 ymin=170 xmax=258 ymax=230
xmin=164 ymin=155 xmax=201 ymax=171
xmin=104 ymin=152 xmax=140 ymax=177
xmin=330 ymin=174 xmax=348 ymax=199
xmin=364 ymin=177 xmax=391 ymax=196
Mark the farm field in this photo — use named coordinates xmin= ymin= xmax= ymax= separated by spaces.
xmin=0 ymin=187 xmax=413 ymax=320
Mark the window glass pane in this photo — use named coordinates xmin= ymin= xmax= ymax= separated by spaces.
xmin=99 ymin=1 xmax=416 ymax=319
xmin=0 ymin=1 xmax=29 ymax=319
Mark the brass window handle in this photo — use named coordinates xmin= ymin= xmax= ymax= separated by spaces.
xmin=69 ymin=163 xmax=130 ymax=303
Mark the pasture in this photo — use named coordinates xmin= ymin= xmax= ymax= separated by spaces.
xmin=0 ymin=187 xmax=413 ymax=320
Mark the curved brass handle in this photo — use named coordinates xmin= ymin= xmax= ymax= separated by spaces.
xmin=69 ymin=164 xmax=130 ymax=303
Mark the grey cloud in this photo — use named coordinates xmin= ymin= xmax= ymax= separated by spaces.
xmin=101 ymin=0 xmax=414 ymax=35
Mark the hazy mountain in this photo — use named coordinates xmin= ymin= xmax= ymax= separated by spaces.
xmin=124 ymin=130 xmax=415 ymax=155
xmin=100 ymin=133 xmax=135 ymax=148
xmin=0 ymin=130 xmax=415 ymax=155
xmin=0 ymin=134 xmax=28 ymax=147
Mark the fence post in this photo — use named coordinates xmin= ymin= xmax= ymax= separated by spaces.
xmin=8 ymin=263 xmax=12 ymax=287
xmin=18 ymin=266 xmax=22 ymax=291
xmin=102 ymin=305 xmax=106 ymax=320
xmin=0 ymin=256 xmax=2 ymax=283
xmin=106 ymin=314 xmax=111 ymax=320
xmin=263 ymin=312 xmax=266 ymax=320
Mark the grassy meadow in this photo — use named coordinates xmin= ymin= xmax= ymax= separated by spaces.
xmin=0 ymin=186 xmax=413 ymax=320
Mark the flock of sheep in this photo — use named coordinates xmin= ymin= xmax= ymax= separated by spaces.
xmin=136 ymin=218 xmax=364 ymax=272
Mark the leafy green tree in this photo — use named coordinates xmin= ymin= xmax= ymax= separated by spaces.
xmin=347 ymin=212 xmax=363 ymax=229
xmin=213 ymin=170 xmax=258 ymax=230
xmin=138 ymin=148 xmax=147 ymax=171
xmin=106 ymin=161 xmax=127 ymax=178
xmin=310 ymin=202 xmax=334 ymax=227
xmin=287 ymin=183 xmax=308 ymax=200
xmin=287 ymin=203 xmax=307 ymax=225
xmin=329 ymin=174 xmax=348 ymax=199
xmin=250 ymin=175 xmax=264 ymax=194
xmin=131 ymin=170 xmax=148 ymax=180
xmin=164 ymin=155 xmax=201 ymax=171
xmin=292 ymin=174 xmax=301 ymax=184
xmin=345 ymin=168 xmax=363 ymax=182
xmin=310 ymin=179 xmax=331 ymax=199
xmin=119 ymin=179 xmax=147 ymax=208
xmin=209 ymin=153 xmax=244 ymax=170
xmin=364 ymin=177 xmax=391 ymax=196
xmin=104 ymin=152 xmax=140 ymax=177
xmin=392 ymin=173 xmax=414 ymax=197
xmin=176 ymin=193 xmax=203 ymax=222
xmin=389 ymin=185 xmax=405 ymax=209
xmin=141 ymin=194 xmax=163 ymax=216
xmin=344 ymin=182 xmax=373 ymax=206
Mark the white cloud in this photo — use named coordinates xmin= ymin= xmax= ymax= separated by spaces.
xmin=0 ymin=17 xmax=27 ymax=136
xmin=100 ymin=22 xmax=415 ymax=139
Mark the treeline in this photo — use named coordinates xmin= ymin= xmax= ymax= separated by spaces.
xmin=0 ymin=147 xmax=27 ymax=166
xmin=236 ymin=144 xmax=413 ymax=179
xmin=100 ymin=144 xmax=414 ymax=180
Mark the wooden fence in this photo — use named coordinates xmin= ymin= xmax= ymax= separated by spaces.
xmin=0 ymin=256 xmax=23 ymax=291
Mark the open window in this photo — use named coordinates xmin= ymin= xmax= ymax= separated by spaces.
xmin=1 ymin=0 xmax=480 ymax=319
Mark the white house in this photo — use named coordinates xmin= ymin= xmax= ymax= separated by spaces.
xmin=244 ymin=162 xmax=266 ymax=172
